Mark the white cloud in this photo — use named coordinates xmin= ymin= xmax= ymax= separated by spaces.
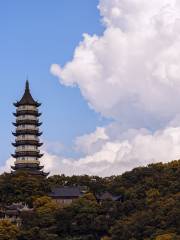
xmin=0 ymin=157 xmax=14 ymax=174
xmin=51 ymin=0 xmax=180 ymax=128
xmin=49 ymin=0 xmax=180 ymax=176
xmin=42 ymin=125 xmax=180 ymax=176
xmin=74 ymin=127 xmax=109 ymax=154
xmin=43 ymin=140 xmax=65 ymax=155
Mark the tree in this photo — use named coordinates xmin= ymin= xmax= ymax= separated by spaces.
xmin=146 ymin=188 xmax=160 ymax=204
xmin=155 ymin=233 xmax=179 ymax=240
xmin=56 ymin=193 xmax=101 ymax=239
xmin=0 ymin=172 xmax=50 ymax=205
xmin=0 ymin=160 xmax=179 ymax=240
xmin=0 ymin=219 xmax=19 ymax=240
xmin=101 ymin=237 xmax=111 ymax=240
xmin=33 ymin=196 xmax=61 ymax=227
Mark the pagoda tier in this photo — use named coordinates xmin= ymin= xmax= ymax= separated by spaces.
xmin=11 ymin=164 xmax=44 ymax=171
xmin=12 ymin=130 xmax=42 ymax=136
xmin=13 ymin=111 xmax=41 ymax=117
xmin=11 ymin=164 xmax=48 ymax=177
xmin=12 ymin=140 xmax=43 ymax=147
xmin=11 ymin=81 xmax=48 ymax=177
xmin=13 ymin=120 xmax=42 ymax=127
xmin=13 ymin=101 xmax=41 ymax=107
xmin=12 ymin=169 xmax=48 ymax=177
xmin=11 ymin=152 xmax=44 ymax=158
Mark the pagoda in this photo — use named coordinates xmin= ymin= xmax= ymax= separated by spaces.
xmin=11 ymin=81 xmax=48 ymax=176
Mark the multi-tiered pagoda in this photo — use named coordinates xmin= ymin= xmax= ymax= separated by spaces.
xmin=11 ymin=81 xmax=48 ymax=176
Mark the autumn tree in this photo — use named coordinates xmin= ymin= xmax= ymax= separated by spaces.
xmin=0 ymin=219 xmax=19 ymax=240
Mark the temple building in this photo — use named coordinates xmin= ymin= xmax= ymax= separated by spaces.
xmin=49 ymin=186 xmax=86 ymax=205
xmin=11 ymin=81 xmax=48 ymax=176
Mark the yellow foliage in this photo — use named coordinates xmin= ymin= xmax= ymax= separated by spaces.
xmin=101 ymin=237 xmax=111 ymax=240
xmin=146 ymin=188 xmax=160 ymax=204
xmin=155 ymin=233 xmax=177 ymax=240
xmin=33 ymin=196 xmax=62 ymax=214
xmin=0 ymin=219 xmax=19 ymax=240
xmin=33 ymin=196 xmax=53 ymax=208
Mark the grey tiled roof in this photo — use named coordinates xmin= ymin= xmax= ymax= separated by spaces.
xmin=49 ymin=186 xmax=83 ymax=197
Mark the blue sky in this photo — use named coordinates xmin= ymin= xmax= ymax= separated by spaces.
xmin=0 ymin=0 xmax=106 ymax=166
xmin=1 ymin=0 xmax=180 ymax=176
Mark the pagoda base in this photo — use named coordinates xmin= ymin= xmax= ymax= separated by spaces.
xmin=11 ymin=163 xmax=49 ymax=177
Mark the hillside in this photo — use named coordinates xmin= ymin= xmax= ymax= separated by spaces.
xmin=0 ymin=160 xmax=179 ymax=240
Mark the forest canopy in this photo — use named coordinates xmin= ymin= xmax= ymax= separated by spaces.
xmin=0 ymin=160 xmax=179 ymax=240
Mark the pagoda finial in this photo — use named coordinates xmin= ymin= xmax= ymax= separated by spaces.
xmin=25 ymin=80 xmax=30 ymax=92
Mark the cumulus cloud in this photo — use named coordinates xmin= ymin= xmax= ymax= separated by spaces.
xmin=0 ymin=157 xmax=14 ymax=174
xmin=74 ymin=127 xmax=109 ymax=154
xmin=49 ymin=0 xmax=180 ymax=176
xmin=51 ymin=0 xmax=180 ymax=128
xmin=42 ymin=125 xmax=180 ymax=176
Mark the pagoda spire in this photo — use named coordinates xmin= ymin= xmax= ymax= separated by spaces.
xmin=11 ymin=80 xmax=48 ymax=177
xmin=25 ymin=80 xmax=30 ymax=91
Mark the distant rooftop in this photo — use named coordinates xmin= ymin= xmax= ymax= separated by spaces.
xmin=49 ymin=186 xmax=84 ymax=198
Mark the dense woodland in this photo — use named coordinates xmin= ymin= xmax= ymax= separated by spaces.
xmin=0 ymin=160 xmax=179 ymax=240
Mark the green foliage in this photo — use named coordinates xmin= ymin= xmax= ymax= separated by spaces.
xmin=146 ymin=188 xmax=160 ymax=204
xmin=19 ymin=196 xmax=61 ymax=237
xmin=55 ymin=193 xmax=101 ymax=239
xmin=0 ymin=172 xmax=50 ymax=205
xmin=0 ymin=160 xmax=179 ymax=240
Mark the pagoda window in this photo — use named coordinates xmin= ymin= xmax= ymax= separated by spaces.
xmin=18 ymin=105 xmax=37 ymax=111
xmin=17 ymin=145 xmax=40 ymax=151
xmin=17 ymin=125 xmax=38 ymax=130
xmin=17 ymin=115 xmax=38 ymax=121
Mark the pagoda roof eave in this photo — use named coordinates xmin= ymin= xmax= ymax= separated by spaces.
xmin=13 ymin=111 xmax=41 ymax=117
xmin=13 ymin=121 xmax=42 ymax=127
xmin=12 ymin=141 xmax=43 ymax=147
xmin=13 ymin=101 xmax=41 ymax=107
xmin=12 ymin=153 xmax=44 ymax=158
xmin=14 ymin=81 xmax=41 ymax=107
xmin=12 ymin=131 xmax=42 ymax=137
